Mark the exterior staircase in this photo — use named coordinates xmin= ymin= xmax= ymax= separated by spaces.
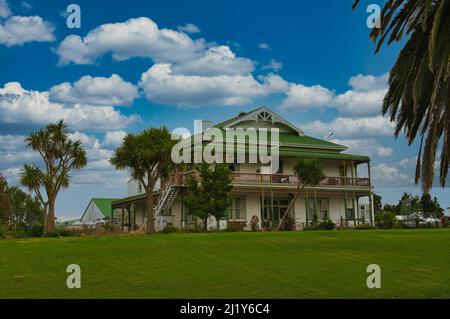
xmin=139 ymin=176 xmax=180 ymax=231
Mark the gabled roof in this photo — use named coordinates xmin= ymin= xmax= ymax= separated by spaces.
xmin=92 ymin=198 xmax=118 ymax=217
xmin=82 ymin=198 xmax=118 ymax=219
xmin=215 ymin=106 xmax=305 ymax=136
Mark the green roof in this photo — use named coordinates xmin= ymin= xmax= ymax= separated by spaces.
xmin=279 ymin=149 xmax=370 ymax=162
xmin=279 ymin=133 xmax=345 ymax=150
xmin=92 ymin=198 xmax=118 ymax=218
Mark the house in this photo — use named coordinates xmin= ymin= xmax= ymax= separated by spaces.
xmin=80 ymin=198 xmax=119 ymax=224
xmin=111 ymin=107 xmax=374 ymax=231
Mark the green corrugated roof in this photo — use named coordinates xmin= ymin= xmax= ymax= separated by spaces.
xmin=187 ymin=129 xmax=345 ymax=150
xmin=279 ymin=133 xmax=345 ymax=149
xmin=279 ymin=149 xmax=370 ymax=162
xmin=92 ymin=198 xmax=118 ymax=218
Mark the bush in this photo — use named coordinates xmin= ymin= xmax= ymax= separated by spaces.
xmin=278 ymin=213 xmax=296 ymax=231
xmin=317 ymin=219 xmax=336 ymax=230
xmin=181 ymin=224 xmax=204 ymax=233
xmin=25 ymin=224 xmax=43 ymax=237
xmin=355 ymin=223 xmax=374 ymax=230
xmin=375 ymin=211 xmax=396 ymax=229
xmin=0 ymin=226 xmax=6 ymax=239
xmin=46 ymin=228 xmax=80 ymax=237
xmin=161 ymin=225 xmax=179 ymax=233
xmin=224 ymin=223 xmax=242 ymax=232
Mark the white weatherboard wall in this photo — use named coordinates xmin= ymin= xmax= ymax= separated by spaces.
xmin=81 ymin=201 xmax=104 ymax=223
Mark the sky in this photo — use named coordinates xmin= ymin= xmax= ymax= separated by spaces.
xmin=0 ymin=0 xmax=448 ymax=220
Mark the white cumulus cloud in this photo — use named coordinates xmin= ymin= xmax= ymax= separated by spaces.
xmin=0 ymin=82 xmax=140 ymax=132
xmin=0 ymin=0 xmax=11 ymax=18
xmin=177 ymin=23 xmax=200 ymax=34
xmin=139 ymin=64 xmax=283 ymax=107
xmin=56 ymin=17 xmax=206 ymax=65
xmin=301 ymin=116 xmax=395 ymax=139
xmin=0 ymin=15 xmax=54 ymax=46
xmin=262 ymin=59 xmax=283 ymax=72
xmin=332 ymin=138 xmax=394 ymax=158
xmin=280 ymin=73 xmax=388 ymax=116
xmin=103 ymin=130 xmax=127 ymax=147
xmin=49 ymin=74 xmax=138 ymax=106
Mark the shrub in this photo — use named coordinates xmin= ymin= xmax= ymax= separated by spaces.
xmin=355 ymin=223 xmax=374 ymax=230
xmin=278 ymin=213 xmax=296 ymax=231
xmin=224 ymin=223 xmax=242 ymax=232
xmin=25 ymin=224 xmax=43 ymax=237
xmin=46 ymin=228 xmax=80 ymax=237
xmin=375 ymin=211 xmax=396 ymax=229
xmin=161 ymin=225 xmax=179 ymax=233
xmin=0 ymin=226 xmax=6 ymax=239
xmin=181 ymin=224 xmax=204 ymax=233
xmin=317 ymin=219 xmax=336 ymax=230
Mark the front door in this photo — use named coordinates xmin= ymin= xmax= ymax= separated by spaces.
xmin=262 ymin=197 xmax=291 ymax=229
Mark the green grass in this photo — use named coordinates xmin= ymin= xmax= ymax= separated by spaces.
xmin=1 ymin=229 xmax=450 ymax=298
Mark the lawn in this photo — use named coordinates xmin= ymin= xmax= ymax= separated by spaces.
xmin=1 ymin=229 xmax=449 ymax=298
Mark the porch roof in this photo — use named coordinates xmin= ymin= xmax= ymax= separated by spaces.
xmin=278 ymin=149 xmax=370 ymax=163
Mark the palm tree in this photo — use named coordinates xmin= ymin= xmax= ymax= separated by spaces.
xmin=110 ymin=127 xmax=178 ymax=234
xmin=277 ymin=158 xmax=325 ymax=230
xmin=353 ymin=0 xmax=450 ymax=192
xmin=23 ymin=120 xmax=87 ymax=233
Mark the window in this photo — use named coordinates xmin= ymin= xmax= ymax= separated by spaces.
xmin=138 ymin=183 xmax=143 ymax=193
xmin=228 ymin=197 xmax=246 ymax=220
xmin=346 ymin=208 xmax=354 ymax=219
xmin=307 ymin=198 xmax=329 ymax=220
xmin=262 ymin=198 xmax=291 ymax=221
xmin=257 ymin=111 xmax=272 ymax=121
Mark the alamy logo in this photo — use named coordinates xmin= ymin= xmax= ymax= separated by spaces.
xmin=66 ymin=4 xmax=81 ymax=29
xmin=171 ymin=121 xmax=280 ymax=173
xmin=366 ymin=264 xmax=381 ymax=289
xmin=66 ymin=264 xmax=81 ymax=289
xmin=366 ymin=4 xmax=381 ymax=29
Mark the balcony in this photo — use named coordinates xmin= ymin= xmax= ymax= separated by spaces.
xmin=177 ymin=171 xmax=370 ymax=188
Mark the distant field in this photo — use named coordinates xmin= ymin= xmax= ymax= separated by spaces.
xmin=1 ymin=229 xmax=450 ymax=298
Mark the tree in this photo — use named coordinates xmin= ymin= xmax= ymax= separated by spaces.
xmin=7 ymin=186 xmax=43 ymax=230
xmin=110 ymin=127 xmax=177 ymax=234
xmin=420 ymin=192 xmax=434 ymax=217
xmin=373 ymin=193 xmax=383 ymax=214
xmin=353 ymin=1 xmax=450 ymax=192
xmin=421 ymin=193 xmax=444 ymax=218
xmin=23 ymin=120 xmax=87 ymax=233
xmin=0 ymin=172 xmax=11 ymax=226
xmin=183 ymin=164 xmax=233 ymax=231
xmin=20 ymin=164 xmax=48 ymax=232
xmin=277 ymin=158 xmax=325 ymax=230
xmin=432 ymin=196 xmax=444 ymax=218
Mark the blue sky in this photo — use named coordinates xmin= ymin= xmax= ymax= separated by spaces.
xmin=0 ymin=0 xmax=448 ymax=219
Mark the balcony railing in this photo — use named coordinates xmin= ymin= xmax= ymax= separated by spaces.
xmin=177 ymin=171 xmax=370 ymax=187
